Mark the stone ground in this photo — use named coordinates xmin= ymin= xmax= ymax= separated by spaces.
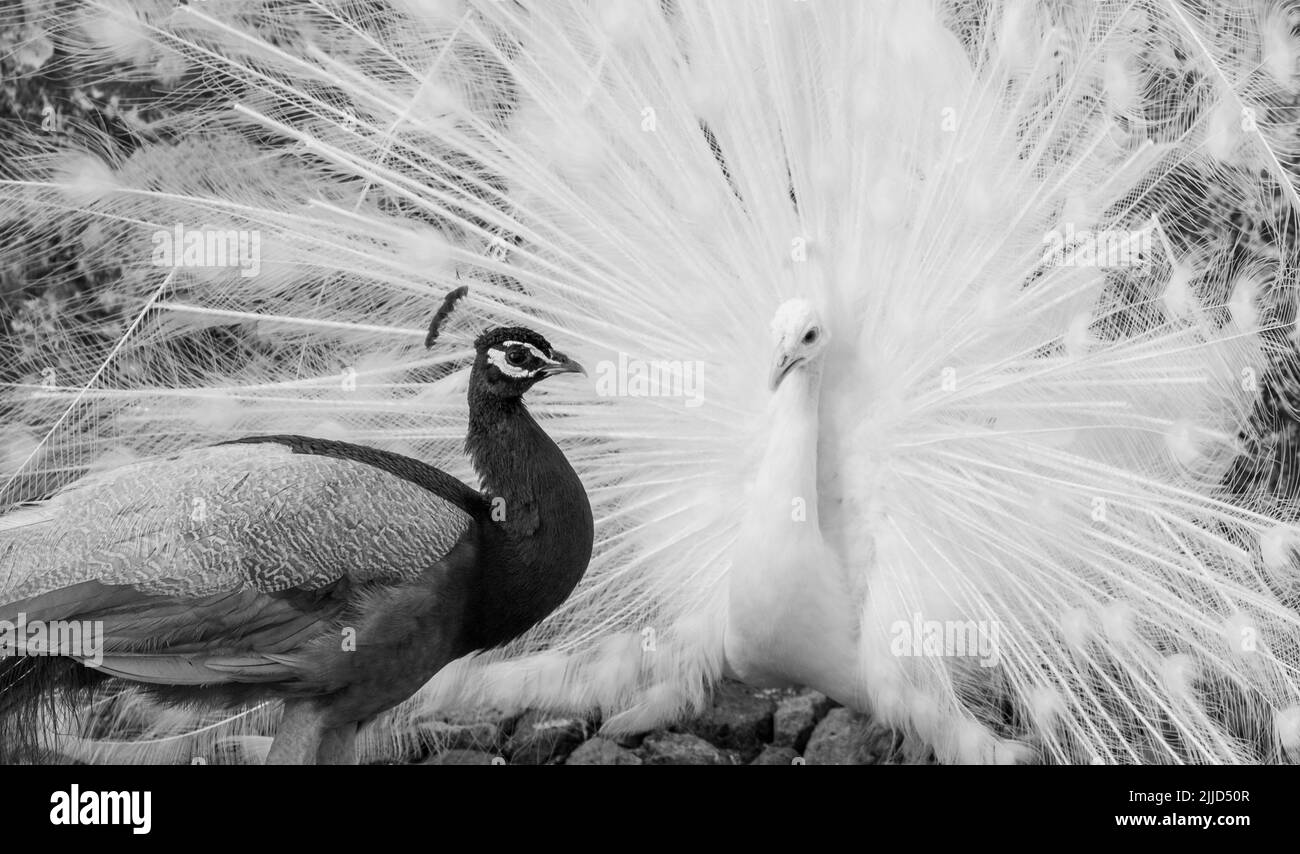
xmin=410 ymin=680 xmax=936 ymax=766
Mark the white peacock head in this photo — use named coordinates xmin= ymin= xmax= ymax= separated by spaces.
xmin=768 ymin=298 xmax=828 ymax=390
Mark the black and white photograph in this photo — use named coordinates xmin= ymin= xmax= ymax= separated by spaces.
xmin=0 ymin=0 xmax=1296 ymax=832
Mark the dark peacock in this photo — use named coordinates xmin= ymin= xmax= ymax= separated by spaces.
xmin=0 ymin=288 xmax=592 ymax=764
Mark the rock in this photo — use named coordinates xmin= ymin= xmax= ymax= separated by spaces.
xmin=681 ymin=680 xmax=776 ymax=761
xmin=803 ymin=708 xmax=889 ymax=765
xmin=641 ymin=732 xmax=735 ymax=765
xmin=609 ymin=731 xmax=646 ymax=750
xmin=565 ymin=737 xmax=643 ymax=765
xmin=807 ymin=689 xmax=837 ymax=717
xmin=750 ymin=745 xmax=800 ymax=765
xmin=773 ymin=690 xmax=833 ymax=751
xmin=423 ymin=749 xmax=501 ymax=765
xmin=504 ymin=710 xmax=588 ymax=765
xmin=420 ymin=708 xmax=509 ymax=755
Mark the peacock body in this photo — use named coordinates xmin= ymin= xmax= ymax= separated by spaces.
xmin=724 ymin=300 xmax=864 ymax=709
xmin=3 ymin=0 xmax=1300 ymax=763
xmin=0 ymin=304 xmax=595 ymax=762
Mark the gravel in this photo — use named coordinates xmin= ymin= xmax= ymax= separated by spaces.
xmin=418 ymin=680 xmax=935 ymax=766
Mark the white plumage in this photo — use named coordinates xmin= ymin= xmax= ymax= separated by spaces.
xmin=724 ymin=300 xmax=863 ymax=708
xmin=3 ymin=0 xmax=1300 ymax=763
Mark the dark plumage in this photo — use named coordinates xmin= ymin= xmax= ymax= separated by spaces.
xmin=0 ymin=305 xmax=592 ymax=764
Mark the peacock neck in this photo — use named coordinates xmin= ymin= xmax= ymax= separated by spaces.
xmin=756 ymin=365 xmax=823 ymax=527
xmin=463 ymin=388 xmax=594 ymax=649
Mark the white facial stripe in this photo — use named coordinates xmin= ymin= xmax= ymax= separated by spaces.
xmin=502 ymin=340 xmax=559 ymax=365
xmin=487 ymin=347 xmax=534 ymax=377
xmin=488 ymin=341 xmax=557 ymax=378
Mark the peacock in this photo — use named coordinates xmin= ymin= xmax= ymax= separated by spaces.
xmin=4 ymin=0 xmax=1300 ymax=764
xmin=0 ymin=287 xmax=593 ymax=763
xmin=723 ymin=299 xmax=866 ymax=711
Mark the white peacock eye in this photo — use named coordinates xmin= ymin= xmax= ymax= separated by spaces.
xmin=803 ymin=328 xmax=819 ymax=345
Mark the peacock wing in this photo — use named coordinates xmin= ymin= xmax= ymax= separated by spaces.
xmin=0 ymin=440 xmax=476 ymax=684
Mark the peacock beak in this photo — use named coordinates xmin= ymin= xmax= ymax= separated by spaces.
xmin=769 ymin=351 xmax=803 ymax=390
xmin=540 ymin=352 xmax=587 ymax=378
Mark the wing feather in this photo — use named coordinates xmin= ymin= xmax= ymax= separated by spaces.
xmin=0 ymin=441 xmax=476 ymax=684
xmin=0 ymin=442 xmax=473 ymax=603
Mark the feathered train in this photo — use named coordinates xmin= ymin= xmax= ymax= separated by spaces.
xmin=2 ymin=0 xmax=1300 ymax=763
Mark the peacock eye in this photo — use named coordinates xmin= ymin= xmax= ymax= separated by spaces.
xmin=506 ymin=348 xmax=529 ymax=366
xmin=803 ymin=328 xmax=819 ymax=345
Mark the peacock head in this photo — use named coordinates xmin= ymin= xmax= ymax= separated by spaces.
xmin=768 ymin=298 xmax=828 ymax=390
xmin=425 ymin=285 xmax=586 ymax=399
xmin=472 ymin=327 xmax=587 ymax=398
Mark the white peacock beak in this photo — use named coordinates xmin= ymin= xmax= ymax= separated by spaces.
xmin=769 ymin=350 xmax=804 ymax=390
xmin=540 ymin=352 xmax=587 ymax=378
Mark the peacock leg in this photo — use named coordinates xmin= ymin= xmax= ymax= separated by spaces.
xmin=265 ymin=699 xmax=327 ymax=764
xmin=315 ymin=722 xmax=358 ymax=765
